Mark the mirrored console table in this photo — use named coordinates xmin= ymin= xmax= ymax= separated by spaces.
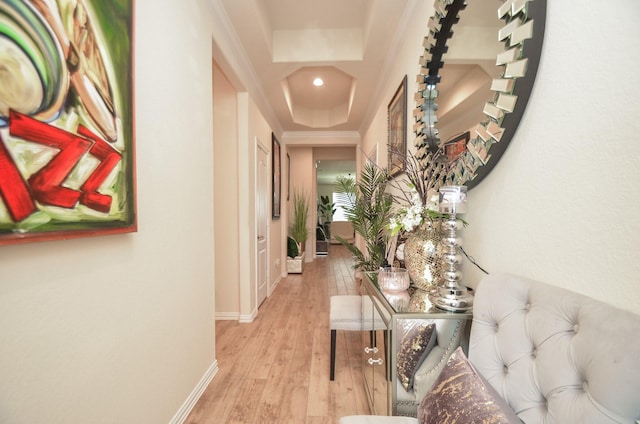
xmin=360 ymin=273 xmax=473 ymax=417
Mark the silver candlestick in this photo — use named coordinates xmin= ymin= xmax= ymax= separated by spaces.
xmin=431 ymin=186 xmax=474 ymax=312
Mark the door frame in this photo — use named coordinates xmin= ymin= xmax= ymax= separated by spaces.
xmin=255 ymin=137 xmax=270 ymax=307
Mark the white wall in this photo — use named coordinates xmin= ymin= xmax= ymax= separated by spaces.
xmin=362 ymin=0 xmax=432 ymax=171
xmin=463 ymin=0 xmax=640 ymax=312
xmin=284 ymin=135 xmax=359 ymax=258
xmin=318 ymin=184 xmax=335 ymax=205
xmin=0 ymin=0 xmax=217 ymax=422
xmin=211 ymin=4 xmax=281 ymax=319
xmin=365 ymin=0 xmax=640 ymax=312
xmin=287 ymin=147 xmax=316 ymax=258
xmin=213 ymin=63 xmax=240 ymax=318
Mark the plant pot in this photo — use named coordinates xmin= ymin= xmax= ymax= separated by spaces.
xmin=287 ymin=252 xmax=306 ymax=274
xmin=316 ymin=240 xmax=329 ymax=255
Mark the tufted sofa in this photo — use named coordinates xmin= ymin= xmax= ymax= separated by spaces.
xmin=341 ymin=272 xmax=640 ymax=424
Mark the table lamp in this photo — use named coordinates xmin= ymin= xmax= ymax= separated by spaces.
xmin=431 ymin=185 xmax=474 ymax=312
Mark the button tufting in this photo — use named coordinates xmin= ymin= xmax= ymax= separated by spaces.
xmin=532 ymin=348 xmax=537 ymax=357
xmin=573 ymin=323 xmax=579 ymax=333
xmin=526 ymin=303 xmax=531 ymax=311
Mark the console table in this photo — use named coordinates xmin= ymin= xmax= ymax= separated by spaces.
xmin=360 ymin=273 xmax=472 ymax=417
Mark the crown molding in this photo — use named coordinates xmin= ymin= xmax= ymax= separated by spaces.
xmin=358 ymin=0 xmax=422 ymax=135
xmin=210 ymin=0 xmax=283 ymax=135
xmin=281 ymin=131 xmax=361 ymax=145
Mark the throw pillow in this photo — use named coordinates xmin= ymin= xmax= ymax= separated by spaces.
xmin=418 ymin=346 xmax=521 ymax=424
xmin=396 ymin=319 xmax=437 ymax=392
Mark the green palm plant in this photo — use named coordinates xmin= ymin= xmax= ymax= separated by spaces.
xmin=334 ymin=161 xmax=393 ymax=272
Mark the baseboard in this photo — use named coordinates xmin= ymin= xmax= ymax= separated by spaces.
xmin=216 ymin=311 xmax=240 ymax=320
xmin=238 ymin=308 xmax=257 ymax=323
xmin=216 ymin=309 xmax=257 ymax=322
xmin=169 ymin=359 xmax=218 ymax=424
xmin=268 ymin=275 xmax=282 ymax=296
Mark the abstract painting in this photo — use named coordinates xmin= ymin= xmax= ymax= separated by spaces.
xmin=0 ymin=0 xmax=136 ymax=245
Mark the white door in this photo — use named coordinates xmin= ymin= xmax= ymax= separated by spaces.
xmin=256 ymin=140 xmax=269 ymax=306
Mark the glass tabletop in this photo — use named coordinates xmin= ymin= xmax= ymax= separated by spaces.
xmin=363 ymin=271 xmax=473 ymax=318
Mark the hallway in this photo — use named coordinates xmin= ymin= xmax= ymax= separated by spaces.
xmin=186 ymin=245 xmax=369 ymax=423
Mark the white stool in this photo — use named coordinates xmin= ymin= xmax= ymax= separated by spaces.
xmin=330 ymin=295 xmax=386 ymax=380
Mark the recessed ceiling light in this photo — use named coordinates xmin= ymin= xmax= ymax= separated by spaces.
xmin=313 ymin=77 xmax=324 ymax=87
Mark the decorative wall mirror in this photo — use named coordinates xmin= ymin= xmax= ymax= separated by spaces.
xmin=413 ymin=0 xmax=547 ymax=189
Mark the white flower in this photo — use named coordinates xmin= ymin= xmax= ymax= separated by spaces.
xmin=389 ymin=217 xmax=402 ymax=234
xmin=388 ymin=184 xmax=445 ymax=235
xmin=425 ymin=190 xmax=440 ymax=212
xmin=395 ymin=201 xmax=419 ymax=232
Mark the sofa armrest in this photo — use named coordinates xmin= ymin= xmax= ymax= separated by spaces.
xmin=394 ymin=318 xmax=468 ymax=417
xmin=412 ymin=318 xmax=467 ymax=402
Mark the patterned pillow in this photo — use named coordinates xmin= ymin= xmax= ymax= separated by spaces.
xmin=418 ymin=346 xmax=521 ymax=424
xmin=396 ymin=320 xmax=437 ymax=392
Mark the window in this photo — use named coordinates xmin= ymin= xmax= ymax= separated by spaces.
xmin=332 ymin=192 xmax=354 ymax=222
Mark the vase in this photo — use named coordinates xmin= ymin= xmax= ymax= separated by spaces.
xmin=408 ymin=288 xmax=433 ymax=312
xmin=403 ymin=219 xmax=443 ymax=292
xmin=382 ymin=289 xmax=411 ymax=311
xmin=378 ymin=267 xmax=410 ymax=292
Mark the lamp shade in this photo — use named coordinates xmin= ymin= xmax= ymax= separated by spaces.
xmin=439 ymin=185 xmax=467 ymax=214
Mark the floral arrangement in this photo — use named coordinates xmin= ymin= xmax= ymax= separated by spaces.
xmin=388 ymin=184 xmax=440 ymax=235
xmin=387 ymin=145 xmax=449 ymax=236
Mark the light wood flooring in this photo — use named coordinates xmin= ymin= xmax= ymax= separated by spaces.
xmin=185 ymin=245 xmax=370 ymax=424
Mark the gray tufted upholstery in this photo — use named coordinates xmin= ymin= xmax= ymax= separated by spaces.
xmin=395 ymin=318 xmax=467 ymax=416
xmin=340 ymin=273 xmax=640 ymax=424
xmin=470 ymin=273 xmax=640 ymax=424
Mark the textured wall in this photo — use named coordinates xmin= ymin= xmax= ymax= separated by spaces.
xmin=462 ymin=0 xmax=640 ymax=312
xmin=0 ymin=0 xmax=217 ymax=422
xmin=364 ymin=0 xmax=640 ymax=312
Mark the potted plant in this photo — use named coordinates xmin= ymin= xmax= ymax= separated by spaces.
xmin=317 ymin=194 xmax=336 ymax=240
xmin=334 ymin=161 xmax=394 ymax=282
xmin=287 ymin=189 xmax=309 ymax=273
xmin=286 ymin=235 xmax=305 ymax=273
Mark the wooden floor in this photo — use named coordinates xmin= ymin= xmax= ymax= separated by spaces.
xmin=185 ymin=245 xmax=370 ymax=424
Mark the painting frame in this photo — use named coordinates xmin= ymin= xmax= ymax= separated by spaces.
xmin=444 ymin=131 xmax=471 ymax=161
xmin=272 ymin=133 xmax=281 ymax=219
xmin=286 ymin=153 xmax=291 ymax=201
xmin=388 ymin=75 xmax=408 ymax=178
xmin=0 ymin=0 xmax=136 ymax=245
